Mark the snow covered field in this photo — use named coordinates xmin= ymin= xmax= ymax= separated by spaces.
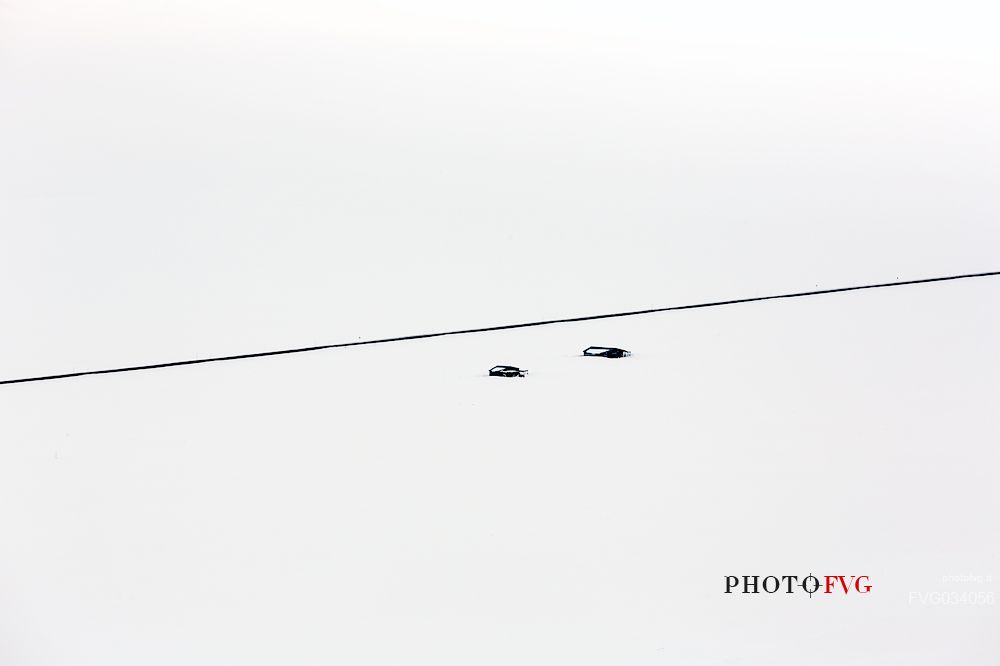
xmin=2 ymin=278 xmax=997 ymax=664
xmin=3 ymin=0 xmax=1000 ymax=662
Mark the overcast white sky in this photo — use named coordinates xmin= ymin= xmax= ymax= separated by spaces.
xmin=1 ymin=1 xmax=999 ymax=663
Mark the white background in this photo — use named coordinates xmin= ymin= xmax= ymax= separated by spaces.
xmin=1 ymin=1 xmax=998 ymax=663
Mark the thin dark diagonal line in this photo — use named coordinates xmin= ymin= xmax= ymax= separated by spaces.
xmin=2 ymin=270 xmax=998 ymax=386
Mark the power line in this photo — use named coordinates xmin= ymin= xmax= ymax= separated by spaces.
xmin=2 ymin=270 xmax=998 ymax=386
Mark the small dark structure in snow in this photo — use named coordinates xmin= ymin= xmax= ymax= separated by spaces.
xmin=583 ymin=346 xmax=631 ymax=358
xmin=489 ymin=365 xmax=527 ymax=377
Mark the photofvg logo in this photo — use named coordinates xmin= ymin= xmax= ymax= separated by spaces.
xmin=725 ymin=574 xmax=871 ymax=597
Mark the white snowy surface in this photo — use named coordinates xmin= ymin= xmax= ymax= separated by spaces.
xmin=2 ymin=0 xmax=1000 ymax=663
xmin=3 ymin=1 xmax=1000 ymax=380
xmin=2 ymin=279 xmax=998 ymax=664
